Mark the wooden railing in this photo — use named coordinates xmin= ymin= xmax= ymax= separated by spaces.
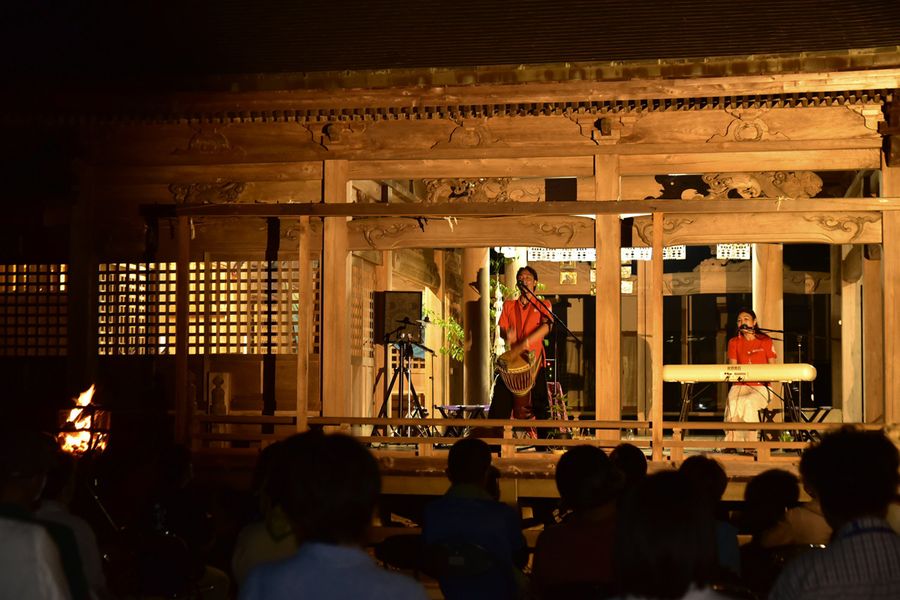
xmin=193 ymin=414 xmax=883 ymax=461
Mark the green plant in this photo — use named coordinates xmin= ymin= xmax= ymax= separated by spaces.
xmin=423 ymin=309 xmax=465 ymax=362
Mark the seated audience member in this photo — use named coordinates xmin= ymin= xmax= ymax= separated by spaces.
xmin=759 ymin=459 xmax=831 ymax=548
xmin=151 ymin=443 xmax=229 ymax=600
xmin=231 ymin=441 xmax=298 ymax=587
xmin=738 ymin=469 xmax=801 ymax=596
xmin=741 ymin=468 xmax=801 ymax=542
xmin=1 ymin=430 xmax=73 ymax=600
xmin=678 ymin=455 xmax=741 ymax=578
xmin=614 ymin=471 xmax=732 ymax=600
xmin=609 ymin=443 xmax=648 ymax=500
xmin=239 ymin=432 xmax=427 ymax=600
xmin=37 ymin=449 xmax=110 ymax=599
xmin=532 ymin=445 xmax=622 ymax=597
xmin=770 ymin=427 xmax=900 ymax=600
xmin=422 ymin=438 xmax=527 ymax=600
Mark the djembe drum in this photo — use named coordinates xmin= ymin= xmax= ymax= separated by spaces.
xmin=497 ymin=349 xmax=541 ymax=419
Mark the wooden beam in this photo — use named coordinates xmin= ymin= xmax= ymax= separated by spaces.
xmin=632 ymin=212 xmax=883 ymax=246
xmin=172 ymin=197 xmax=900 ymax=218
xmin=103 ymin=162 xmax=324 ymax=184
xmin=348 ymin=157 xmax=594 ymax=179
xmin=347 ymin=215 xmax=596 ymax=250
xmin=87 ymin=67 xmax=900 ymax=113
xmin=620 ymin=149 xmax=881 ymax=175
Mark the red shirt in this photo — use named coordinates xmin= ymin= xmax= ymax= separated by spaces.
xmin=727 ymin=334 xmax=776 ymax=386
xmin=498 ymin=297 xmax=552 ymax=358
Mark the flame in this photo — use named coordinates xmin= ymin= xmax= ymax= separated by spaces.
xmin=58 ymin=385 xmax=108 ymax=454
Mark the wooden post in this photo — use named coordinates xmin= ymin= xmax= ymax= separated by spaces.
xmin=321 ymin=161 xmax=351 ymax=420
xmin=636 ymin=261 xmax=650 ymax=422
xmin=863 ymin=245 xmax=884 ymax=423
xmin=841 ymin=245 xmax=863 ymax=422
xmin=650 ymin=212 xmax=665 ymax=461
xmin=296 ymin=216 xmax=311 ymax=433
xmin=67 ymin=161 xmax=97 ymax=396
xmin=374 ymin=251 xmax=392 ymax=419
xmin=752 ymin=244 xmax=784 ymax=362
xmin=752 ymin=243 xmax=785 ymax=410
xmin=462 ymin=248 xmax=490 ymax=404
xmin=883 ymin=161 xmax=900 ymax=425
xmin=175 ymin=216 xmax=191 ymax=445
xmin=594 ymin=155 xmax=622 ymax=432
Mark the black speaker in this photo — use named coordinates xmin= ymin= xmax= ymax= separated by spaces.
xmin=373 ymin=291 xmax=423 ymax=344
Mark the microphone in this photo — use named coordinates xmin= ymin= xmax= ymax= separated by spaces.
xmin=739 ymin=324 xmax=752 ymax=331
xmin=516 ymin=281 xmax=526 ymax=291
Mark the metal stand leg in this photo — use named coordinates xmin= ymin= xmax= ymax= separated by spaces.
xmin=375 ymin=341 xmax=431 ymax=438
xmin=678 ymin=383 xmax=694 ymax=422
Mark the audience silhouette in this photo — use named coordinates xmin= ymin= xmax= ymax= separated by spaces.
xmin=532 ymin=444 xmax=622 ymax=598
xmin=422 ymin=438 xmax=527 ymax=600
xmin=614 ymin=470 xmax=732 ymax=600
xmin=239 ymin=431 xmax=427 ymax=600
xmin=770 ymin=426 xmax=900 ymax=599
xmin=678 ymin=455 xmax=741 ymax=578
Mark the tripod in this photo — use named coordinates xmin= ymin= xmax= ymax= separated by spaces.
xmin=374 ymin=333 xmax=432 ymax=437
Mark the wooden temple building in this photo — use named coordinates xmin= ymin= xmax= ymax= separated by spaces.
xmin=3 ymin=2 xmax=900 ymax=498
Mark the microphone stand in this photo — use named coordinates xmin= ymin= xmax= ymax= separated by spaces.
xmin=739 ymin=325 xmax=802 ymax=430
xmin=747 ymin=326 xmax=783 ymax=343
xmin=516 ymin=284 xmax=582 ymax=348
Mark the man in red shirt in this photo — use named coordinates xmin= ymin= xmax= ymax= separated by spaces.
xmin=725 ymin=308 xmax=777 ymax=445
xmin=488 ymin=266 xmax=553 ymax=429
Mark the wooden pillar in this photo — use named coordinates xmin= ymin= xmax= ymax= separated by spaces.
xmin=67 ymin=161 xmax=97 ymax=395
xmin=321 ymin=160 xmax=351 ymax=417
xmin=829 ymin=246 xmax=844 ymax=413
xmin=752 ymin=243 xmax=785 ymax=411
xmin=752 ymin=243 xmax=784 ymax=362
xmin=296 ymin=216 xmax=311 ymax=432
xmin=462 ymin=248 xmax=490 ymax=404
xmin=650 ymin=213 xmax=664 ymax=461
xmin=636 ymin=261 xmax=650 ymax=422
xmin=501 ymin=251 xmax=524 ymax=358
xmin=863 ymin=245 xmax=884 ymax=423
xmin=883 ymin=161 xmax=900 ymax=425
xmin=175 ymin=216 xmax=191 ymax=444
xmin=374 ymin=251 xmax=392 ymax=416
xmin=594 ymin=155 xmax=621 ymax=425
xmin=841 ymin=245 xmax=864 ymax=422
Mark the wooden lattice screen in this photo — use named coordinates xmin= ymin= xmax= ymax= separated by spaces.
xmin=99 ymin=260 xmax=315 ymax=356
xmin=98 ymin=262 xmax=168 ymax=355
xmin=0 ymin=264 xmax=67 ymax=356
xmin=350 ymin=258 xmax=376 ymax=362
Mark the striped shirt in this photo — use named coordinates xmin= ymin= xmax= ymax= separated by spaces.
xmin=769 ymin=517 xmax=900 ymax=600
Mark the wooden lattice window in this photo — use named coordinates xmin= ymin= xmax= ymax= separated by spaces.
xmin=0 ymin=264 xmax=67 ymax=356
xmin=312 ymin=259 xmax=320 ymax=354
xmin=98 ymin=262 xmax=176 ymax=355
xmin=350 ymin=259 xmax=376 ymax=361
xmin=192 ymin=260 xmax=300 ymax=355
xmin=98 ymin=260 xmax=311 ymax=356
